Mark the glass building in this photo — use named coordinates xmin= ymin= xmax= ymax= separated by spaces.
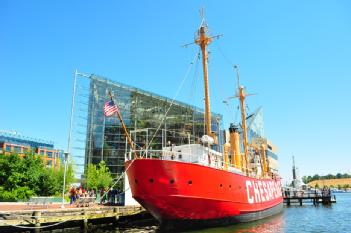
xmin=70 ymin=73 xmax=223 ymax=180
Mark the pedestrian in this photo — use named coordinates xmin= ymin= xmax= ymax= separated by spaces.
xmin=100 ymin=188 xmax=105 ymax=204
xmin=69 ymin=186 xmax=76 ymax=204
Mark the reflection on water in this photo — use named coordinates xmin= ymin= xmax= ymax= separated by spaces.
xmin=106 ymin=213 xmax=285 ymax=233
xmin=184 ymin=213 xmax=284 ymax=233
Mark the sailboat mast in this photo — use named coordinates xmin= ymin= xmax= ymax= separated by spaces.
xmin=196 ymin=26 xmax=212 ymax=137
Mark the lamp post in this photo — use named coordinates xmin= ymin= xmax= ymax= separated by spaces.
xmin=61 ymin=152 xmax=69 ymax=208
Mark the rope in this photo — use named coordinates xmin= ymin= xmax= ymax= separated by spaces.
xmin=0 ymin=217 xmax=71 ymax=229
xmin=215 ymin=43 xmax=234 ymax=67
xmin=99 ymin=159 xmax=135 ymax=202
xmin=143 ymin=50 xmax=199 ymax=155
xmin=101 ymin=48 xmax=202 ymax=207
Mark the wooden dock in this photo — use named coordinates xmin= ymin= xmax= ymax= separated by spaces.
xmin=283 ymin=190 xmax=336 ymax=206
xmin=0 ymin=205 xmax=145 ymax=232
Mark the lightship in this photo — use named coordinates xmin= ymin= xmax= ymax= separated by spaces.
xmin=123 ymin=17 xmax=283 ymax=229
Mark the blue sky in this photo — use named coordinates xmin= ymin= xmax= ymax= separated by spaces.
xmin=1 ymin=1 xmax=350 ymax=182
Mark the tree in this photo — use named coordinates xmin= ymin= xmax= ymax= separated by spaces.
xmin=312 ymin=174 xmax=320 ymax=181
xmin=315 ymin=183 xmax=319 ymax=189
xmin=0 ymin=151 xmax=75 ymax=201
xmin=85 ymin=161 xmax=113 ymax=191
xmin=302 ymin=176 xmax=308 ymax=184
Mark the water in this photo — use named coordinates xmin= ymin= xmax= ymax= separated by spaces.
xmin=110 ymin=193 xmax=351 ymax=233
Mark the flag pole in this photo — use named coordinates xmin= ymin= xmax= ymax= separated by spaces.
xmin=108 ymin=91 xmax=138 ymax=159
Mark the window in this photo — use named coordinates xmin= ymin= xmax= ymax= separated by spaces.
xmin=47 ymin=160 xmax=52 ymax=167
xmin=14 ymin=146 xmax=22 ymax=153
xmin=40 ymin=150 xmax=45 ymax=155
xmin=5 ymin=145 xmax=11 ymax=152
xmin=47 ymin=151 xmax=53 ymax=158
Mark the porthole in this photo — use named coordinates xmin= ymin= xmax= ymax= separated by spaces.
xmin=229 ymin=185 xmax=232 ymax=188
xmin=135 ymin=179 xmax=138 ymax=184
xmin=149 ymin=178 xmax=154 ymax=183
xmin=220 ymin=184 xmax=223 ymax=187
xmin=170 ymin=179 xmax=175 ymax=184
xmin=188 ymin=180 xmax=192 ymax=185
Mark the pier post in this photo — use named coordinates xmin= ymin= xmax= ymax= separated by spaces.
xmin=113 ymin=207 xmax=120 ymax=226
xmin=33 ymin=211 xmax=41 ymax=233
xmin=81 ymin=210 xmax=88 ymax=233
xmin=299 ymin=198 xmax=302 ymax=206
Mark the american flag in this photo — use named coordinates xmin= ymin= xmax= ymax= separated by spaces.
xmin=104 ymin=100 xmax=118 ymax=117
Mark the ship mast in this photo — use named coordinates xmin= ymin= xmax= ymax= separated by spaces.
xmin=234 ymin=66 xmax=249 ymax=173
xmin=195 ymin=25 xmax=212 ymax=137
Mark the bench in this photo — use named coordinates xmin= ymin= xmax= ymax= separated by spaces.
xmin=27 ymin=197 xmax=52 ymax=209
xmin=75 ymin=197 xmax=95 ymax=207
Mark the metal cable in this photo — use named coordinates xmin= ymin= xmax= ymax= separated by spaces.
xmin=143 ymin=50 xmax=199 ymax=155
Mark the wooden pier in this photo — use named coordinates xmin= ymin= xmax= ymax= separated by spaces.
xmin=283 ymin=190 xmax=336 ymax=206
xmin=0 ymin=205 xmax=146 ymax=232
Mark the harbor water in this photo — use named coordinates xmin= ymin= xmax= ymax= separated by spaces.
xmin=39 ymin=193 xmax=350 ymax=233
xmin=105 ymin=193 xmax=351 ymax=233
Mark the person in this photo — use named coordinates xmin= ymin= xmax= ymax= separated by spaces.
xmin=92 ymin=189 xmax=96 ymax=198
xmin=107 ymin=189 xmax=112 ymax=205
xmin=77 ymin=187 xmax=82 ymax=199
xmin=69 ymin=186 xmax=76 ymax=204
xmin=100 ymin=188 xmax=105 ymax=204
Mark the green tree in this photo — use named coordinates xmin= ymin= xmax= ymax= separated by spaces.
xmin=0 ymin=151 xmax=75 ymax=201
xmin=85 ymin=163 xmax=99 ymax=190
xmin=302 ymin=176 xmax=308 ymax=184
xmin=315 ymin=183 xmax=320 ymax=189
xmin=85 ymin=161 xmax=113 ymax=191
xmin=312 ymin=174 xmax=320 ymax=182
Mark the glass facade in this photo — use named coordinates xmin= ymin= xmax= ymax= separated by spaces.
xmin=75 ymin=74 xmax=223 ymax=180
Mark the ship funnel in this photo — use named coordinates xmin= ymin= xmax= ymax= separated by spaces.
xmin=229 ymin=123 xmax=242 ymax=171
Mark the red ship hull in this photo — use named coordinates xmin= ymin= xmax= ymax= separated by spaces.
xmin=125 ymin=159 xmax=283 ymax=228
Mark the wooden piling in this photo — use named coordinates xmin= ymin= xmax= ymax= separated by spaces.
xmin=33 ymin=211 xmax=41 ymax=233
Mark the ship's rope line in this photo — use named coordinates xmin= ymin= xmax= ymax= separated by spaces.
xmin=99 ymin=158 xmax=135 ymax=202
xmin=142 ymin=50 xmax=200 ymax=156
xmin=189 ymin=53 xmax=200 ymax=138
xmin=215 ymin=42 xmax=235 ymax=67
xmin=206 ymin=51 xmax=227 ymax=128
xmin=188 ymin=52 xmax=200 ymax=104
